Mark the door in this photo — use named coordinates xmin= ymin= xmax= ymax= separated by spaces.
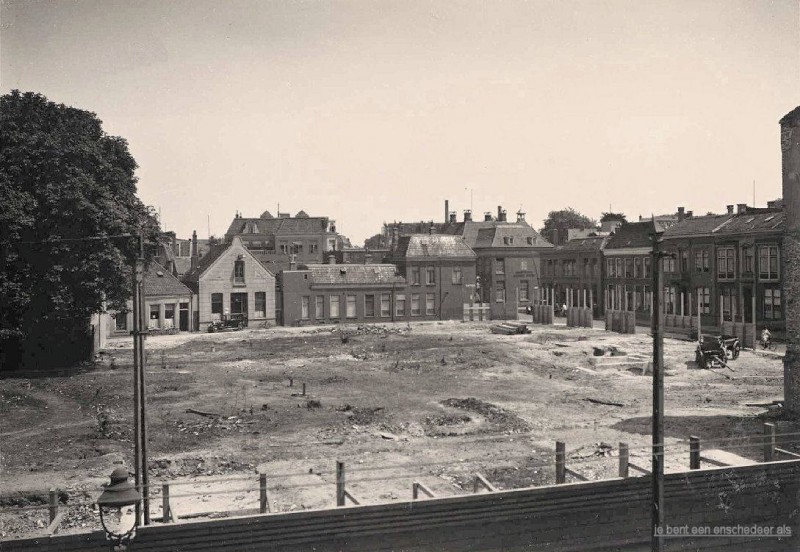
xmin=743 ymin=287 xmax=753 ymax=323
xmin=179 ymin=302 xmax=189 ymax=331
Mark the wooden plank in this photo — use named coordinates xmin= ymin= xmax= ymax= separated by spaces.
xmin=46 ymin=511 xmax=64 ymax=535
xmin=564 ymin=468 xmax=588 ymax=482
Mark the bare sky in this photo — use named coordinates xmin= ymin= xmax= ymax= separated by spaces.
xmin=2 ymin=0 xmax=798 ymax=243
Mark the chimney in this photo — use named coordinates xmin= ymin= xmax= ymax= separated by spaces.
xmin=390 ymin=226 xmax=399 ymax=252
xmin=449 ymin=211 xmax=457 ymax=223
xmin=686 ymin=210 xmax=694 ymax=218
xmin=484 ymin=212 xmax=493 ymax=222
xmin=444 ymin=200 xmax=449 ymax=223
xmin=190 ymin=230 xmax=198 ymax=271
xmin=497 ymin=206 xmax=502 ymax=220
xmin=677 ymin=206 xmax=685 ymax=221
xmin=463 ymin=209 xmax=472 ymax=222
xmin=498 ymin=208 xmax=507 ymax=222
xmin=780 ymin=105 xmax=800 ymax=413
xmin=327 ymin=254 xmax=336 ymax=265
xmin=516 ymin=210 xmax=526 ymax=223
xmin=289 ymin=254 xmax=297 ymax=270
xmin=736 ymin=203 xmax=747 ymax=214
xmin=726 ymin=205 xmax=734 ymax=214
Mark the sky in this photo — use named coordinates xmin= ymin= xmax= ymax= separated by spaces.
xmin=2 ymin=0 xmax=799 ymax=244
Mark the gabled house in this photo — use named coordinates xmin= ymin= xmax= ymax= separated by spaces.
xmin=182 ymin=236 xmax=277 ymax=330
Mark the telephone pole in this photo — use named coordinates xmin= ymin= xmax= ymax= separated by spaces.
xmin=650 ymin=220 xmax=666 ymax=552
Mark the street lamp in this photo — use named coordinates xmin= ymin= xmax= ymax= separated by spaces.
xmin=96 ymin=467 xmax=141 ymax=549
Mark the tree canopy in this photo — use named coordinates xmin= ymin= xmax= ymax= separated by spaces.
xmin=539 ymin=208 xmax=597 ymax=234
xmin=0 ymin=90 xmax=159 ymax=370
xmin=600 ymin=212 xmax=627 ymax=223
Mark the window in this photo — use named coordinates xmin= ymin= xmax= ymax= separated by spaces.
xmin=380 ymin=294 xmax=391 ymax=317
xmin=426 ymin=266 xmax=436 ymax=285
xmin=521 ymin=260 xmax=529 ymax=272
xmin=315 ymin=296 xmax=324 ymax=319
xmin=301 ymin=296 xmax=309 ymax=320
xmin=625 ymin=258 xmax=634 ymax=278
xmin=149 ymin=304 xmax=160 ymax=329
xmin=411 ymin=266 xmax=421 ymax=285
xmin=694 ymin=250 xmax=710 ymax=273
xmin=520 ymin=281 xmax=529 ymax=302
xmin=310 ymin=243 xmax=319 ymax=254
xmin=663 ymin=253 xmax=676 ymax=273
xmin=696 ymin=287 xmax=710 ymax=315
xmin=330 ymin=295 xmax=340 ymax=318
xmin=495 ymin=258 xmax=505 ymax=275
xmin=634 ymin=258 xmax=642 ymax=278
xmin=663 ymin=286 xmax=675 ymax=314
xmin=230 ymin=292 xmax=248 ymax=315
xmin=721 ymin=288 xmax=737 ymax=321
xmin=742 ymin=245 xmax=754 ymax=274
xmin=764 ymin=288 xmax=782 ymax=320
xmin=365 ymin=295 xmax=375 ymax=317
xmin=527 ymin=237 xmax=533 ymax=245
xmin=495 ymin=283 xmax=506 ymax=303
xmin=395 ymin=294 xmax=406 ymax=316
xmin=211 ymin=293 xmax=223 ymax=320
xmin=254 ymin=292 xmax=266 ymax=318
xmin=346 ymin=295 xmax=356 ymax=318
xmin=279 ymin=244 xmax=288 ymax=254
xmin=717 ymin=247 xmax=736 ymax=280
xmin=452 ymin=266 xmax=463 ymax=285
xmin=681 ymin=250 xmax=689 ymax=273
xmin=591 ymin=258 xmax=598 ymax=277
xmin=425 ymin=293 xmax=435 ymax=315
xmin=234 ymin=259 xmax=245 ymax=284
xmin=643 ymin=257 xmax=651 ymax=278
xmin=616 ymin=258 xmax=623 ymax=278
xmin=162 ymin=304 xmax=174 ymax=329
xmin=411 ymin=294 xmax=421 ymax=315
xmin=759 ymin=245 xmax=779 ymax=280
xmin=115 ymin=312 xmax=127 ymax=331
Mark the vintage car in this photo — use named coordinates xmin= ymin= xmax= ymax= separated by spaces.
xmin=695 ymin=335 xmax=741 ymax=368
xmin=207 ymin=313 xmax=247 ymax=333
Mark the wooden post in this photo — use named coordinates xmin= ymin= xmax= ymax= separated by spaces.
xmin=697 ymin=292 xmax=702 ymax=341
xmin=289 ymin=377 xmax=293 ymax=387
xmin=302 ymin=383 xmax=306 ymax=396
xmin=555 ymin=441 xmax=566 ymax=484
xmin=49 ymin=489 xmax=57 ymax=524
xmin=680 ymin=292 xmax=684 ymax=318
xmin=751 ymin=294 xmax=757 ymax=346
xmin=719 ymin=294 xmax=724 ymax=329
xmin=764 ymin=423 xmax=776 ymax=462
xmin=618 ymin=443 xmax=629 ymax=478
xmin=336 ymin=461 xmax=346 ymax=506
xmin=259 ymin=473 xmax=269 ymax=513
xmin=689 ymin=436 xmax=700 ymax=470
xmin=412 ymin=482 xmax=419 ymax=500
xmin=162 ymin=484 xmax=170 ymax=522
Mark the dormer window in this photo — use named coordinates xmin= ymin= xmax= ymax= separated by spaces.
xmin=527 ymin=237 xmax=533 ymax=245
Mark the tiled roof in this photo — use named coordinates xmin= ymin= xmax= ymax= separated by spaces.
xmin=554 ymin=235 xmax=610 ymax=252
xmin=144 ymin=263 xmax=193 ymax=298
xmin=181 ymin=243 xmax=229 ymax=284
xmin=605 ymin=221 xmax=663 ymax=249
xmin=224 ymin=215 xmax=329 ymax=238
xmin=473 ymin=224 xmax=553 ymax=248
xmin=663 ymin=210 xmax=784 ymax=239
xmin=393 ymin=235 xmax=476 ymax=259
xmin=303 ymin=264 xmax=405 ymax=286
xmin=251 ymin=252 xmax=294 ymax=274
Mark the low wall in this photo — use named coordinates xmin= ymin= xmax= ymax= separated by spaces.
xmin=605 ymin=309 xmax=636 ymax=334
xmin=6 ymin=460 xmax=799 ymax=552
xmin=566 ymin=307 xmax=592 ymax=328
xmin=530 ymin=304 xmax=554 ymax=325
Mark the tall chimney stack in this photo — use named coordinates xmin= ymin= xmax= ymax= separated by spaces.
xmin=444 ymin=200 xmax=449 ymax=223
xmin=726 ymin=205 xmax=734 ymax=214
xmin=484 ymin=212 xmax=493 ymax=222
xmin=781 ymin=106 xmax=800 ymax=413
xmin=736 ymin=203 xmax=747 ymax=214
xmin=190 ymin=230 xmax=199 ymax=271
xmin=677 ymin=207 xmax=685 ymax=221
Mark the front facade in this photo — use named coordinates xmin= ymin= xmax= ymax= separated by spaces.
xmin=389 ymin=235 xmax=478 ymax=321
xmin=662 ymin=206 xmax=785 ymax=334
xmin=540 ymin=235 xmax=608 ymax=317
xmin=183 ymin=236 xmax=277 ymax=330
xmin=281 ymin=264 xmax=406 ymax=326
xmin=472 ymin=223 xmax=553 ymax=319
xmin=603 ymin=221 xmax=658 ymax=321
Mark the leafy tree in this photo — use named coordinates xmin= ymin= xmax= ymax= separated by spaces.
xmin=0 ymin=90 xmax=159 ymax=371
xmin=364 ymin=232 xmax=387 ymax=250
xmin=600 ymin=212 xmax=627 ymax=223
xmin=539 ymin=208 xmax=597 ymax=235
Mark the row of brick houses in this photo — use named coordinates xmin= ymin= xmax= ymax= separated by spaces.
xmin=540 ymin=203 xmax=787 ymax=334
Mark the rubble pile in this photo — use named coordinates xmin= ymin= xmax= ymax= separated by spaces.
xmin=149 ymin=456 xmax=256 ymax=478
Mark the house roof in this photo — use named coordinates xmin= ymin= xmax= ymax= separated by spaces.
xmin=393 ymin=235 xmax=476 ymax=259
xmin=663 ymin=210 xmax=784 ymax=239
xmin=302 ymin=264 xmax=405 ymax=286
xmin=553 ymin=235 xmax=610 ymax=253
xmin=225 ymin=215 xmax=330 ymax=238
xmin=144 ymin=263 xmax=193 ymax=298
xmin=780 ymin=106 xmax=800 ymax=126
xmin=473 ymin=224 xmax=553 ymax=249
xmin=605 ymin=220 xmax=663 ymax=249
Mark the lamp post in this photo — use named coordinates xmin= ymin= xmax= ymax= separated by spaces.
xmin=96 ymin=467 xmax=142 ymax=550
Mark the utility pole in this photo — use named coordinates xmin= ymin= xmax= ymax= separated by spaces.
xmin=650 ymin=220 xmax=666 ymax=552
xmin=132 ymin=232 xmax=150 ymax=525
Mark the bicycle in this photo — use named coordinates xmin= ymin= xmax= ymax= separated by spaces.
xmin=760 ymin=338 xmax=777 ymax=351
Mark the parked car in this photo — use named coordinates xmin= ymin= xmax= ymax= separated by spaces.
xmin=695 ymin=335 xmax=740 ymax=369
xmin=207 ymin=313 xmax=247 ymax=333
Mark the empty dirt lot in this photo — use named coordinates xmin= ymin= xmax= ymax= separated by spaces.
xmin=1 ymin=320 xmax=796 ymax=538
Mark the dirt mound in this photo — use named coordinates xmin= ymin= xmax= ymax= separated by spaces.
xmin=440 ymin=398 xmax=530 ymax=433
